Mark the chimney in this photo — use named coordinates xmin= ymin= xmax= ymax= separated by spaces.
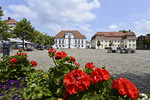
xmin=8 ymin=17 xmax=11 ymax=20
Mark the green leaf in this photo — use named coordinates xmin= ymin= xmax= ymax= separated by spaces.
xmin=82 ymin=93 xmax=99 ymax=100
xmin=38 ymin=92 xmax=43 ymax=98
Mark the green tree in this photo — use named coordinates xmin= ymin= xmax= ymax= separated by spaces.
xmin=146 ymin=33 xmax=150 ymax=37
xmin=97 ymin=40 xmax=101 ymax=49
xmin=36 ymin=32 xmax=44 ymax=45
xmin=13 ymin=17 xmax=34 ymax=49
xmin=119 ymin=30 xmax=135 ymax=34
xmin=109 ymin=40 xmax=113 ymax=47
xmin=0 ymin=6 xmax=15 ymax=41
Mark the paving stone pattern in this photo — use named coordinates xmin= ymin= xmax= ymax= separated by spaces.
xmin=0 ymin=49 xmax=150 ymax=94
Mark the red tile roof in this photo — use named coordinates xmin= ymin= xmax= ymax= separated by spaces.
xmin=5 ymin=17 xmax=17 ymax=24
xmin=55 ymin=30 xmax=86 ymax=39
xmin=91 ymin=32 xmax=136 ymax=40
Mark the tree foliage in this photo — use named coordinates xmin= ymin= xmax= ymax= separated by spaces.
xmin=13 ymin=18 xmax=35 ymax=49
xmin=97 ymin=40 xmax=101 ymax=49
xmin=119 ymin=30 xmax=135 ymax=34
xmin=109 ymin=40 xmax=113 ymax=46
xmin=0 ymin=6 xmax=15 ymax=41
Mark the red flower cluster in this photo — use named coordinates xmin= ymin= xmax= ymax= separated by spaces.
xmin=111 ymin=78 xmax=139 ymax=99
xmin=90 ymin=68 xmax=111 ymax=84
xmin=68 ymin=56 xmax=76 ymax=63
xmin=63 ymin=69 xmax=90 ymax=95
xmin=15 ymin=52 xmax=28 ymax=58
xmin=85 ymin=62 xmax=95 ymax=70
xmin=31 ymin=61 xmax=37 ymax=67
xmin=48 ymin=48 xmax=56 ymax=54
xmin=55 ymin=51 xmax=68 ymax=60
xmin=10 ymin=58 xmax=18 ymax=64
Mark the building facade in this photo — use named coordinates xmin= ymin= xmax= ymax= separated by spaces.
xmin=91 ymin=32 xmax=136 ymax=49
xmin=137 ymin=35 xmax=150 ymax=49
xmin=54 ymin=30 xmax=86 ymax=49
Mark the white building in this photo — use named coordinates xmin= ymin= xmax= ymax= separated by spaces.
xmin=54 ymin=30 xmax=86 ymax=49
xmin=91 ymin=32 xmax=136 ymax=49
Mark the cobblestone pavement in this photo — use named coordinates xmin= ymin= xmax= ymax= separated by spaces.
xmin=0 ymin=49 xmax=150 ymax=94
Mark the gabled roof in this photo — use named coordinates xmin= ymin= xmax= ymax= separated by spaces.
xmin=55 ymin=30 xmax=86 ymax=39
xmin=91 ymin=32 xmax=136 ymax=40
xmin=5 ymin=17 xmax=17 ymax=24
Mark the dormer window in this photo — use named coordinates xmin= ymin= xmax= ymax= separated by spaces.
xmin=68 ymin=35 xmax=71 ymax=38
xmin=129 ymin=35 xmax=131 ymax=38
xmin=101 ymin=35 xmax=103 ymax=38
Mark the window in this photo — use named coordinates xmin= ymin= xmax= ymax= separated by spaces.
xmin=62 ymin=45 xmax=64 ymax=47
xmin=75 ymin=39 xmax=77 ymax=44
xmin=101 ymin=40 xmax=103 ymax=42
xmin=55 ymin=40 xmax=57 ymax=44
xmin=82 ymin=40 xmax=83 ymax=44
xmin=59 ymin=45 xmax=61 ymax=47
xmin=82 ymin=45 xmax=83 ymax=47
xmin=75 ymin=45 xmax=77 ymax=47
xmin=105 ymin=44 xmax=107 ymax=46
xmin=78 ymin=39 xmax=80 ymax=44
xmin=101 ymin=35 xmax=103 ymax=38
xmin=106 ymin=36 xmax=107 ymax=39
xmin=118 ymin=36 xmax=119 ymax=38
xmin=97 ymin=36 xmax=99 ymax=38
xmin=132 ymin=35 xmax=135 ymax=38
xmin=129 ymin=44 xmax=131 ymax=47
xmin=118 ymin=40 xmax=119 ymax=43
xmin=59 ymin=39 xmax=61 ymax=44
xmin=133 ymin=40 xmax=134 ymax=42
xmin=129 ymin=35 xmax=131 ymax=38
xmin=112 ymin=36 xmax=113 ymax=39
xmin=106 ymin=40 xmax=107 ymax=43
xmin=109 ymin=36 xmax=110 ymax=39
xmin=56 ymin=45 xmax=57 ymax=47
xmin=129 ymin=40 xmax=131 ymax=42
xmin=115 ymin=40 xmax=116 ymax=43
xmin=114 ymin=36 xmax=116 ymax=39
xmin=62 ymin=39 xmax=64 ymax=44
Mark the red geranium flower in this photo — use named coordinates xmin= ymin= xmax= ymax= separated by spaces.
xmin=68 ymin=56 xmax=76 ymax=63
xmin=31 ymin=61 xmax=37 ymax=67
xmin=55 ymin=51 xmax=68 ymax=60
xmin=85 ymin=62 xmax=95 ymax=70
xmin=111 ymin=77 xmax=139 ymax=99
xmin=20 ymin=52 xmax=28 ymax=58
xmin=10 ymin=58 xmax=18 ymax=64
xmin=48 ymin=48 xmax=56 ymax=54
xmin=63 ymin=69 xmax=90 ymax=95
xmin=90 ymin=68 xmax=111 ymax=84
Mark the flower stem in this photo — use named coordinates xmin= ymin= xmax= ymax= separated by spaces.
xmin=52 ymin=57 xmax=57 ymax=66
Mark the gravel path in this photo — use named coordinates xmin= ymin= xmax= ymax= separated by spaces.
xmin=0 ymin=49 xmax=150 ymax=94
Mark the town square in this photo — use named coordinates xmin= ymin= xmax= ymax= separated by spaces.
xmin=0 ymin=0 xmax=150 ymax=100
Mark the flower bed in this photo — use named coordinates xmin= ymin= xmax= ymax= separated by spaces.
xmin=0 ymin=48 xmax=149 ymax=100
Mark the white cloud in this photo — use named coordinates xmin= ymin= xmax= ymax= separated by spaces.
xmin=26 ymin=0 xmax=100 ymax=23
xmin=133 ymin=19 xmax=150 ymax=35
xmin=5 ymin=4 xmax=37 ymax=19
xmin=4 ymin=0 xmax=101 ymax=41
xmin=80 ymin=25 xmax=92 ymax=32
xmin=109 ymin=25 xmax=118 ymax=29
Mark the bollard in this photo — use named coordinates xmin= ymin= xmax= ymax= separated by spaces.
xmin=2 ymin=42 xmax=10 ymax=57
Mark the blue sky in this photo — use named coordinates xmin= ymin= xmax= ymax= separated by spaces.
xmin=0 ymin=0 xmax=150 ymax=41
